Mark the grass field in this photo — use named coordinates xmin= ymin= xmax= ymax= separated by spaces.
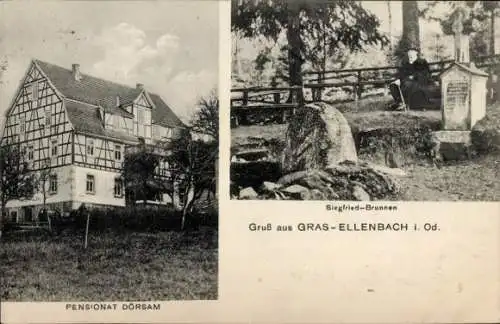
xmin=0 ymin=228 xmax=218 ymax=301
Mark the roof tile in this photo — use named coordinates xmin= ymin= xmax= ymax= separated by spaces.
xmin=35 ymin=59 xmax=186 ymax=133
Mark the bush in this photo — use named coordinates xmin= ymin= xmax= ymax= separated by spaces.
xmin=471 ymin=115 xmax=500 ymax=155
xmin=71 ymin=206 xmax=183 ymax=233
xmin=354 ymin=126 xmax=436 ymax=165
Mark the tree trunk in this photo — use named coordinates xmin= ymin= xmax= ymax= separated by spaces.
xmin=180 ymin=183 xmax=192 ymax=230
xmin=286 ymin=1 xmax=304 ymax=103
xmin=387 ymin=1 xmax=393 ymax=51
xmin=0 ymin=199 xmax=6 ymax=240
xmin=490 ymin=11 xmax=496 ymax=55
xmin=398 ymin=0 xmax=420 ymax=59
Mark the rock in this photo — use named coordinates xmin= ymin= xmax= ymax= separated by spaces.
xmin=310 ymin=189 xmax=326 ymax=200
xmin=431 ymin=131 xmax=472 ymax=161
xmin=367 ymin=163 xmax=406 ymax=177
xmin=261 ymin=181 xmax=281 ymax=192
xmin=282 ymin=184 xmax=309 ymax=194
xmin=352 ymin=185 xmax=371 ymax=201
xmin=282 ymin=102 xmax=358 ymax=173
xmin=239 ymin=187 xmax=258 ymax=199
xmin=281 ymin=184 xmax=310 ymax=200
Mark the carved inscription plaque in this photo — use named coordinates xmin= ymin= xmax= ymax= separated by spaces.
xmin=444 ymin=78 xmax=469 ymax=130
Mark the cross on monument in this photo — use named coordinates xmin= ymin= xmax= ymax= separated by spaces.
xmin=452 ymin=7 xmax=470 ymax=63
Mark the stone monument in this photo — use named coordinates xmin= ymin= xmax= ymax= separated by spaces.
xmin=433 ymin=8 xmax=489 ymax=161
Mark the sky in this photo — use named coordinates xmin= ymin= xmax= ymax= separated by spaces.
xmin=0 ymin=0 xmax=219 ymax=124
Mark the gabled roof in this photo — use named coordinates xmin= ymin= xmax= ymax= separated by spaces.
xmin=440 ymin=62 xmax=489 ymax=77
xmin=34 ymin=59 xmax=186 ymax=128
xmin=64 ymin=99 xmax=138 ymax=143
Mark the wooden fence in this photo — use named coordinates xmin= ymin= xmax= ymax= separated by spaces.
xmin=230 ymin=54 xmax=500 ymax=127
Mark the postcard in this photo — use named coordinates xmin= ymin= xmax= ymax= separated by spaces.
xmin=1 ymin=0 xmax=499 ymax=323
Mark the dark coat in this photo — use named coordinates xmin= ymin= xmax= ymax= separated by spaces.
xmin=397 ymin=57 xmax=432 ymax=86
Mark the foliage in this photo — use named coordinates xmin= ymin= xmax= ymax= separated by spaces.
xmin=0 ymin=56 xmax=7 ymax=85
xmin=231 ymin=0 xmax=389 ymax=88
xmin=167 ymin=134 xmax=217 ymax=230
xmin=0 ymin=144 xmax=38 ymax=235
xmin=190 ymin=89 xmax=219 ymax=142
xmin=420 ymin=1 xmax=496 ymax=35
xmin=471 ymin=103 xmax=500 ymax=154
xmin=121 ymin=147 xmax=162 ymax=204
xmin=355 ymin=126 xmax=437 ymax=167
xmin=420 ymin=1 xmax=500 ymax=57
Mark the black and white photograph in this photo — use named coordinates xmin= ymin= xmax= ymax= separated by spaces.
xmin=230 ymin=0 xmax=500 ymax=201
xmin=0 ymin=1 xmax=219 ymax=301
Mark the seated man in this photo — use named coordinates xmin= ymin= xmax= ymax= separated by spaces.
xmin=389 ymin=49 xmax=432 ymax=110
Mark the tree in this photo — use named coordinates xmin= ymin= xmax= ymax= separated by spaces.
xmin=167 ymin=134 xmax=217 ymax=230
xmin=121 ymin=144 xmax=163 ymax=206
xmin=0 ymin=56 xmax=7 ymax=85
xmin=395 ymin=0 xmax=421 ymax=61
xmin=38 ymin=167 xmax=51 ymax=217
xmin=166 ymin=91 xmax=218 ymax=230
xmin=420 ymin=1 xmax=500 ymax=58
xmin=231 ymin=0 xmax=388 ymax=99
xmin=0 ymin=144 xmax=37 ymax=237
xmin=190 ymin=89 xmax=219 ymax=142
xmin=387 ymin=1 xmax=393 ymax=52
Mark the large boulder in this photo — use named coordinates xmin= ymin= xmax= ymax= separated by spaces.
xmin=282 ymin=102 xmax=358 ymax=173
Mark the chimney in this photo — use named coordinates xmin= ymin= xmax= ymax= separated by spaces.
xmin=136 ymin=83 xmax=144 ymax=90
xmin=72 ymin=64 xmax=82 ymax=81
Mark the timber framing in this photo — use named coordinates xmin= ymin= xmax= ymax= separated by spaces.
xmin=1 ymin=59 xmax=186 ymax=217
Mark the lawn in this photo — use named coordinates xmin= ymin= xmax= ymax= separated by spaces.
xmin=0 ymin=228 xmax=218 ymax=301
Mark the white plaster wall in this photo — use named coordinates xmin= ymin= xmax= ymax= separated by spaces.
xmin=6 ymin=165 xmax=73 ymax=208
xmin=72 ymin=166 xmax=125 ymax=207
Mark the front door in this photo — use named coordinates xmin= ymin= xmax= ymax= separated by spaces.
xmin=23 ymin=206 xmax=33 ymax=223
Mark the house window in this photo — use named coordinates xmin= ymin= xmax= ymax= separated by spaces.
xmin=32 ymin=82 xmax=39 ymax=101
xmin=86 ymin=174 xmax=95 ymax=194
xmin=49 ymin=174 xmax=57 ymax=194
xmin=45 ymin=107 xmax=51 ymax=126
xmin=114 ymin=178 xmax=123 ymax=197
xmin=137 ymin=108 xmax=144 ymax=124
xmin=29 ymin=82 xmax=39 ymax=108
xmin=114 ymin=145 xmax=121 ymax=161
xmin=27 ymin=146 xmax=34 ymax=160
xmin=87 ymin=140 xmax=94 ymax=156
xmin=51 ymin=140 xmax=58 ymax=156
xmin=19 ymin=116 xmax=25 ymax=134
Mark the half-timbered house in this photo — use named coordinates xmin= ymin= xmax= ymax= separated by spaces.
xmin=1 ymin=59 xmax=186 ymax=222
